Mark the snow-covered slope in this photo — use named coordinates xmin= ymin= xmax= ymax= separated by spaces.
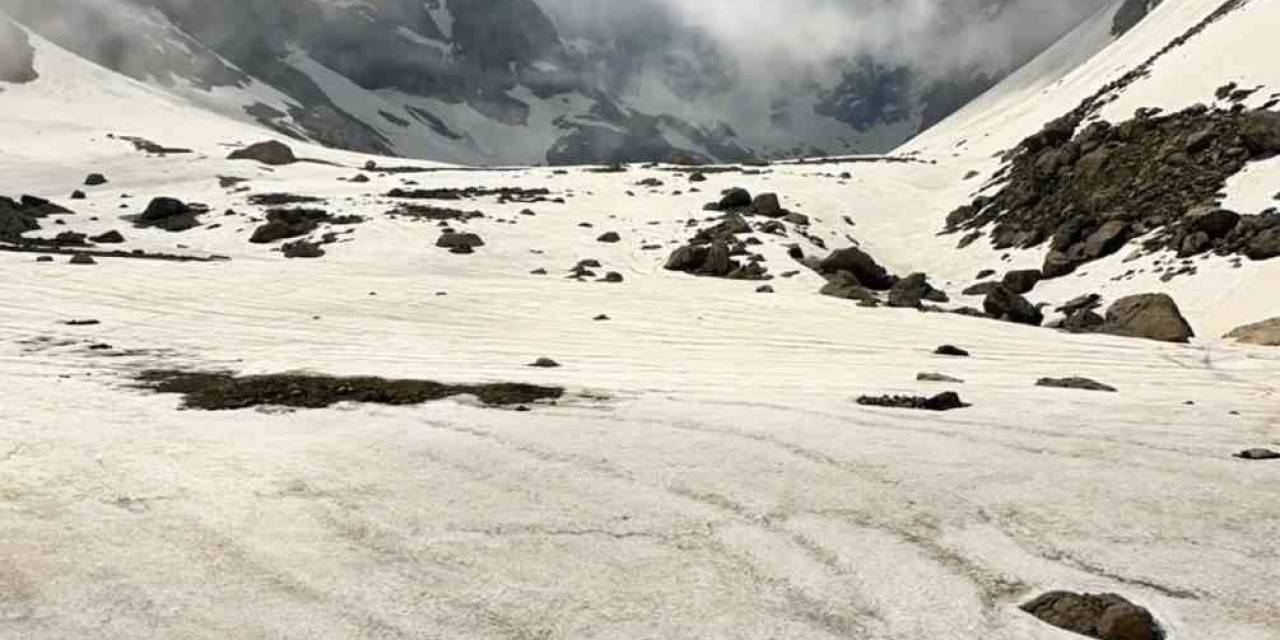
xmin=0 ymin=2 xmax=1278 ymax=639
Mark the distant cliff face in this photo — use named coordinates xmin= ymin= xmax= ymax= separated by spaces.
xmin=0 ymin=15 xmax=37 ymax=83
xmin=0 ymin=0 xmax=1111 ymax=165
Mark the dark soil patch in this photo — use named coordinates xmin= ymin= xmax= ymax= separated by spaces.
xmin=0 ymin=244 xmax=228 ymax=262
xmin=115 ymin=135 xmax=192 ymax=156
xmin=1036 ymin=377 xmax=1118 ymax=392
xmin=388 ymin=203 xmax=484 ymax=222
xmin=387 ymin=187 xmax=557 ymax=204
xmin=137 ymin=370 xmax=564 ymax=410
xmin=247 ymin=193 xmax=325 ymax=206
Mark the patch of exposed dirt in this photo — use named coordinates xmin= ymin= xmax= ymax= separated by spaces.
xmin=137 ymin=370 xmax=565 ymax=410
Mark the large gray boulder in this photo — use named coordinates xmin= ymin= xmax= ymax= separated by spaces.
xmin=228 ymin=140 xmax=297 ymax=166
xmin=1103 ymin=293 xmax=1194 ymax=343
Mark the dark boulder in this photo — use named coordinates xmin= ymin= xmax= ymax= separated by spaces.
xmin=817 ymin=247 xmax=895 ymax=290
xmin=282 ymin=239 xmax=325 ymax=258
xmin=89 ymin=230 xmax=124 ymax=244
xmin=250 ymin=208 xmax=327 ymax=244
xmin=1002 ymin=269 xmax=1043 ymax=294
xmin=1186 ymin=208 xmax=1240 ymax=238
xmin=1062 ymin=309 xmax=1106 ymax=333
xmin=935 ymin=345 xmax=970 ymax=357
xmin=718 ymin=187 xmax=752 ymax=210
xmin=137 ymin=197 xmax=202 ymax=232
xmin=819 ymin=272 xmax=877 ymax=303
xmin=68 ymin=252 xmax=96 ymax=265
xmin=228 ymin=140 xmax=297 ymax=165
xmin=983 ymin=286 xmax=1043 ymax=326
xmin=888 ymin=273 xmax=947 ymax=308
xmin=597 ymin=231 xmax=621 ymax=243
xmin=436 ymin=231 xmax=485 ymax=252
xmin=1234 ymin=448 xmax=1280 ymax=460
xmin=140 ymin=197 xmax=188 ymax=222
xmin=1102 ymin=293 xmax=1194 ymax=343
xmin=1238 ymin=110 xmax=1280 ymax=156
xmin=1245 ymin=226 xmax=1280 ymax=260
xmin=84 ymin=173 xmax=108 ymax=186
xmin=752 ymin=193 xmax=783 ymax=217
xmin=962 ymin=281 xmax=1002 ymax=297
xmin=664 ymin=244 xmax=708 ymax=272
xmin=1021 ymin=591 xmax=1161 ymax=640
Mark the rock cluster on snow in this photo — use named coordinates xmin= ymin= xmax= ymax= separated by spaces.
xmin=944 ymin=105 xmax=1280 ymax=277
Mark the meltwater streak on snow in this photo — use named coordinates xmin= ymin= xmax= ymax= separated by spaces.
xmin=1 ymin=5 xmax=1279 ymax=640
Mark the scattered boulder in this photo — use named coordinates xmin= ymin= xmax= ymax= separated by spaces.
xmin=962 ymin=281 xmax=1002 ymax=297
xmin=917 ymin=373 xmax=964 ymax=383
xmin=819 ymin=272 xmax=877 ymax=303
xmin=136 ymin=197 xmax=201 ymax=232
xmin=718 ymin=187 xmax=752 ymax=210
xmin=250 ymin=208 xmax=328 ymax=244
xmin=817 ymin=247 xmax=895 ymax=290
xmin=1223 ymin=317 xmax=1280 ymax=346
xmin=752 ymin=193 xmax=783 ymax=217
xmin=1036 ymin=377 xmax=1118 ymax=392
xmin=1002 ymin=269 xmax=1043 ymax=294
xmin=756 ymin=285 xmax=774 ymax=294
xmin=436 ymin=231 xmax=485 ymax=253
xmin=84 ymin=173 xmax=108 ymax=186
xmin=599 ymin=271 xmax=624 ymax=283
xmin=1102 ymin=293 xmax=1194 ymax=343
xmin=888 ymin=272 xmax=948 ymax=308
xmin=934 ymin=345 xmax=970 ymax=357
xmin=856 ymin=392 xmax=969 ymax=411
xmin=983 ymin=285 xmax=1043 ymax=326
xmin=68 ymin=252 xmax=96 ymax=265
xmin=282 ymin=239 xmax=325 ymax=259
xmin=529 ymin=358 xmax=561 ymax=368
xmin=140 ymin=197 xmax=188 ymax=221
xmin=89 ymin=230 xmax=124 ymax=244
xmin=1021 ymin=591 xmax=1161 ymax=640
xmin=597 ymin=231 xmax=621 ymax=243
xmin=70 ymin=190 xmax=86 ymax=200
xmin=228 ymin=140 xmax=297 ymax=165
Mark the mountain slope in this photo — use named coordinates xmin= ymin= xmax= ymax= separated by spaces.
xmin=1 ymin=0 xmax=1111 ymax=165
xmin=0 ymin=2 xmax=1278 ymax=639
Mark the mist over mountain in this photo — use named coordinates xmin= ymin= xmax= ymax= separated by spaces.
xmin=1 ymin=0 xmax=1111 ymax=164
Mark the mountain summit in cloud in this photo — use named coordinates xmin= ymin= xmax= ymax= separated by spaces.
xmin=2 ymin=0 xmax=1108 ymax=164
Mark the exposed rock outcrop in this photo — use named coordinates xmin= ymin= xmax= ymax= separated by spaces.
xmin=944 ymin=105 xmax=1280 ymax=278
